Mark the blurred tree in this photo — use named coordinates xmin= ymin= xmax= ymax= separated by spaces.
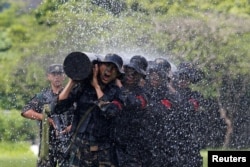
xmin=0 ymin=110 xmax=38 ymax=142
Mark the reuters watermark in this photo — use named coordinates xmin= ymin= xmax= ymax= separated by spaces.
xmin=208 ymin=151 xmax=249 ymax=167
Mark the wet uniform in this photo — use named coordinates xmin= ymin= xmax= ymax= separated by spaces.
xmin=143 ymin=83 xmax=181 ymax=166
xmin=114 ymin=85 xmax=148 ymax=167
xmin=54 ymin=81 xmax=123 ymax=167
xmin=22 ymin=87 xmax=73 ymax=167
xmin=171 ymin=86 xmax=206 ymax=167
xmin=143 ymin=65 xmax=206 ymax=166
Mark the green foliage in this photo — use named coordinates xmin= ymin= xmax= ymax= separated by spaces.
xmin=34 ymin=0 xmax=69 ymax=25
xmin=12 ymin=62 xmax=47 ymax=109
xmin=91 ymin=0 xmax=127 ymax=15
xmin=7 ymin=24 xmax=30 ymax=43
xmin=0 ymin=31 xmax=12 ymax=51
xmin=0 ymin=109 xmax=38 ymax=142
xmin=0 ymin=2 xmax=14 ymax=27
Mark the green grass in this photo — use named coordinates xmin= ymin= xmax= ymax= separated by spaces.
xmin=0 ymin=142 xmax=37 ymax=167
xmin=0 ymin=158 xmax=36 ymax=167
xmin=201 ymin=149 xmax=208 ymax=167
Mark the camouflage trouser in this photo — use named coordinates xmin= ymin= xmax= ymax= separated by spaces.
xmin=61 ymin=133 xmax=116 ymax=167
xmin=37 ymin=135 xmax=71 ymax=167
xmin=37 ymin=159 xmax=55 ymax=167
xmin=115 ymin=146 xmax=143 ymax=167
xmin=56 ymin=139 xmax=71 ymax=167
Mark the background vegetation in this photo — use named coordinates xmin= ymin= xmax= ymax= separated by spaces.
xmin=0 ymin=142 xmax=37 ymax=167
xmin=0 ymin=110 xmax=38 ymax=142
xmin=0 ymin=0 xmax=249 ymax=149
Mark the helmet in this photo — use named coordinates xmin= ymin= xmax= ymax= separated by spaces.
xmin=124 ymin=55 xmax=148 ymax=77
xmin=147 ymin=62 xmax=169 ymax=81
xmin=100 ymin=53 xmax=124 ymax=74
xmin=177 ymin=61 xmax=193 ymax=71
xmin=154 ymin=58 xmax=171 ymax=72
xmin=147 ymin=58 xmax=171 ymax=80
xmin=176 ymin=61 xmax=204 ymax=84
xmin=47 ymin=64 xmax=64 ymax=74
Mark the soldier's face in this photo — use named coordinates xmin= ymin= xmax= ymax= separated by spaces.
xmin=47 ymin=72 xmax=65 ymax=87
xmin=178 ymin=79 xmax=190 ymax=88
xmin=124 ymin=67 xmax=141 ymax=85
xmin=99 ymin=63 xmax=119 ymax=84
xmin=149 ymin=72 xmax=161 ymax=87
xmin=177 ymin=73 xmax=190 ymax=88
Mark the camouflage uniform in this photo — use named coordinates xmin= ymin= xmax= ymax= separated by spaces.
xmin=22 ymin=87 xmax=73 ymax=167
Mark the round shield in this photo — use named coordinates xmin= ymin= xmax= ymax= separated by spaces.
xmin=63 ymin=52 xmax=92 ymax=81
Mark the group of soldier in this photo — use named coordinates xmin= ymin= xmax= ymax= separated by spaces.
xmin=21 ymin=52 xmax=227 ymax=167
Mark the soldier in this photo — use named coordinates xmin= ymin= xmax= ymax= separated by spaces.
xmin=172 ymin=61 xmax=205 ymax=111
xmin=170 ymin=61 xmax=207 ymax=167
xmin=175 ymin=62 xmax=227 ymax=149
xmin=114 ymin=55 xmax=149 ymax=167
xmin=21 ymin=64 xmax=73 ymax=167
xmin=145 ymin=58 xmax=180 ymax=110
xmin=142 ymin=58 xmax=182 ymax=166
xmin=54 ymin=53 xmax=124 ymax=167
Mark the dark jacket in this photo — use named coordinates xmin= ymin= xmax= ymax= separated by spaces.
xmin=114 ymin=85 xmax=149 ymax=166
xmin=55 ymin=80 xmax=123 ymax=142
xmin=142 ymin=84 xmax=206 ymax=166
xmin=115 ymin=85 xmax=148 ymax=144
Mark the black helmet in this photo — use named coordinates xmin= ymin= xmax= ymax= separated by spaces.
xmin=176 ymin=61 xmax=204 ymax=84
xmin=173 ymin=69 xmax=190 ymax=81
xmin=147 ymin=62 xmax=168 ymax=80
xmin=146 ymin=58 xmax=172 ymax=82
xmin=154 ymin=58 xmax=171 ymax=72
xmin=124 ymin=55 xmax=148 ymax=77
xmin=100 ymin=53 xmax=124 ymax=74
xmin=147 ymin=58 xmax=171 ymax=77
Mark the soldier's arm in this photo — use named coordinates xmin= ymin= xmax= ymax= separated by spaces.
xmin=59 ymin=78 xmax=76 ymax=100
xmin=22 ymin=109 xmax=56 ymax=128
xmin=22 ymin=109 xmax=43 ymax=121
xmin=91 ymin=64 xmax=104 ymax=99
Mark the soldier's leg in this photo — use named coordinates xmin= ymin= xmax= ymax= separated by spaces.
xmin=114 ymin=145 xmax=143 ymax=167
xmin=67 ymin=134 xmax=98 ymax=167
xmin=98 ymin=143 xmax=116 ymax=167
